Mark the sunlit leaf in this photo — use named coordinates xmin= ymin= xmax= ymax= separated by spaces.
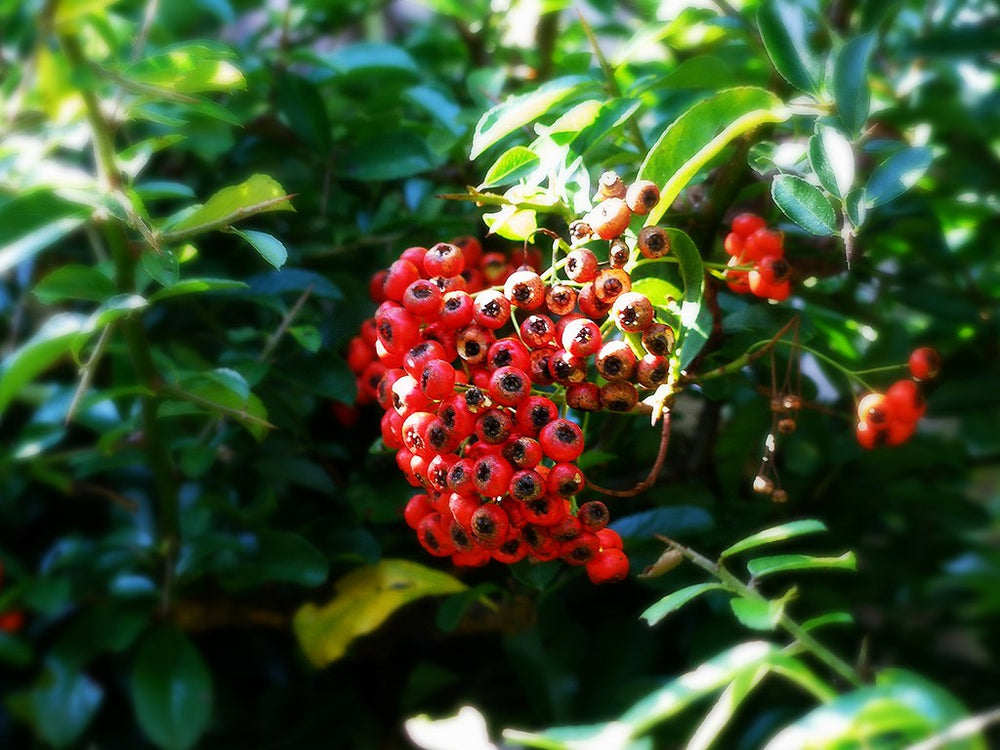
xmin=33 ymin=265 xmax=115 ymax=305
xmin=809 ymin=127 xmax=855 ymax=200
xmin=160 ymin=174 xmax=294 ymax=239
xmin=865 ymin=147 xmax=933 ymax=208
xmin=640 ymin=583 xmax=726 ymax=626
xmin=479 ymin=146 xmax=540 ymax=189
xmin=293 ymin=559 xmax=467 ymax=667
xmin=125 ymin=42 xmax=244 ymax=94
xmin=231 ymin=228 xmax=288 ymax=269
xmin=747 ymin=552 xmax=857 ymax=578
xmin=757 ymin=0 xmax=825 ymax=94
xmin=720 ymin=520 xmax=828 ymax=559
xmin=0 ymin=191 xmax=90 ymax=274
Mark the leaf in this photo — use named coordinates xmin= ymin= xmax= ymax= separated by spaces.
xmin=834 ymin=33 xmax=877 ymax=134
xmin=33 ymin=265 xmax=116 ymax=304
xmin=289 ymin=325 xmax=322 ymax=353
xmin=479 ymin=146 xmax=541 ymax=189
xmin=131 ymin=627 xmax=213 ymax=750
xmin=0 ymin=191 xmax=90 ymax=274
xmin=293 ymin=559 xmax=467 ymax=667
xmin=802 ymin=611 xmax=853 ymax=632
xmin=27 ymin=659 xmax=104 ymax=748
xmin=470 ymin=75 xmax=592 ymax=159
xmin=54 ymin=0 xmax=118 ymax=28
xmin=687 ymin=666 xmax=768 ymax=750
xmin=276 ymin=73 xmax=331 ymax=152
xmin=316 ymin=42 xmax=419 ymax=77
xmin=162 ymin=368 xmax=271 ymax=441
xmin=142 ymin=247 xmax=180 ymax=286
xmin=639 ymin=87 xmax=788 ymax=225
xmin=757 ymin=0 xmax=825 ymax=94
xmin=729 ymin=597 xmax=784 ymax=631
xmin=747 ymin=552 xmax=857 ymax=579
xmin=720 ymin=520 xmax=828 ymax=559
xmin=670 ymin=228 xmax=709 ymax=370
xmin=809 ymin=127 xmax=855 ymax=199
xmin=640 ymin=583 xmax=726 ymax=626
xmin=610 ymin=505 xmax=714 ymax=540
xmin=148 ymin=278 xmax=247 ymax=303
xmin=246 ymin=268 xmax=342 ymax=300
xmin=771 ymin=174 xmax=838 ymax=235
xmin=763 ymin=669 xmax=983 ymax=750
xmin=161 ymin=174 xmax=294 ymax=239
xmin=0 ymin=313 xmax=88 ymax=420
xmin=344 ymin=130 xmax=439 ymax=181
xmin=231 ymin=228 xmax=288 ymax=269
xmin=219 ymin=531 xmax=329 ymax=590
xmin=865 ymin=147 xmax=933 ymax=208
xmin=125 ymin=42 xmax=244 ymax=94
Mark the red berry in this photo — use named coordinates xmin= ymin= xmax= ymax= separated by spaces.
xmin=595 ymin=340 xmax=637 ymax=382
xmin=472 ymin=454 xmax=514 ymax=497
xmin=547 ymin=349 xmax=588 ymax=386
xmin=610 ymin=291 xmax=654 ymax=332
xmin=440 ymin=290 xmax=475 ymax=329
xmin=509 ymin=469 xmax=546 ymax=502
xmin=546 ymin=462 xmax=585 ymax=498
xmin=577 ymin=283 xmax=614 ymax=319
xmin=520 ymin=314 xmax=556 ymax=349
xmin=625 ymin=180 xmax=660 ymax=216
xmin=565 ymin=248 xmax=599 ymax=283
xmin=642 ymin=322 xmax=676 ymax=357
xmin=475 ymin=408 xmax=514 ymax=444
xmin=424 ymin=242 xmax=466 ymax=278
xmin=637 ymin=354 xmax=669 ymax=387
xmin=577 ymin=500 xmax=609 ymax=532
xmin=585 ymin=548 xmax=629 ymax=584
xmin=731 ymin=212 xmax=767 ymax=238
xmin=473 ymin=289 xmax=512 ymax=330
xmin=455 ymin=325 xmax=495 ymax=366
xmin=402 ymin=279 xmax=444 ymax=320
xmin=403 ymin=340 xmax=448 ymax=380
xmin=515 ymin=396 xmax=559 ymax=436
xmin=420 ymin=359 xmax=457 ymax=401
xmin=417 ymin=513 xmax=455 ymax=557
xmin=723 ymin=232 xmax=744 ymax=257
xmin=405 ymin=493 xmax=434 ymax=529
xmin=504 ymin=269 xmax=546 ymax=310
xmin=561 ymin=318 xmax=603 ymax=357
xmin=593 ymin=268 xmax=631 ymax=304
xmin=546 ymin=284 xmax=578 ymax=316
xmin=600 ymin=381 xmax=639 ymax=412
xmin=487 ymin=337 xmax=531 ymax=373
xmin=908 ymin=347 xmax=940 ymax=381
xmin=383 ymin=259 xmax=422 ymax=301
xmin=539 ymin=419 xmax=585 ymax=463
xmin=502 ymin=436 xmax=543 ymax=469
xmin=565 ymin=382 xmax=602 ymax=412
xmin=488 ymin=365 xmax=531 ymax=407
xmin=744 ymin=228 xmax=783 ymax=261
xmin=470 ymin=503 xmax=510 ymax=549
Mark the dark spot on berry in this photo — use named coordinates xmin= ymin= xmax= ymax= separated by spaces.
xmin=530 ymin=405 xmax=550 ymax=430
xmin=481 ymin=414 xmax=503 ymax=439
xmin=422 ymin=529 xmax=440 ymax=551
xmin=445 ymin=297 xmax=462 ymax=311
xmin=492 ymin=349 xmax=512 ymax=367
xmin=464 ymin=341 xmax=481 ymax=357
xmin=500 ymin=373 xmax=522 ymax=393
xmin=603 ymin=356 xmax=623 ymax=376
xmin=476 ymin=462 xmax=492 ymax=483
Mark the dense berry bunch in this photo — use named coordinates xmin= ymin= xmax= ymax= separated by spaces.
xmin=344 ymin=177 xmax=680 ymax=583
xmin=723 ymin=213 xmax=791 ymax=301
xmin=855 ymin=348 xmax=939 ymax=449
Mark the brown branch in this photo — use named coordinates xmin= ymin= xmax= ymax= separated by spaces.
xmin=588 ymin=411 xmax=671 ymax=498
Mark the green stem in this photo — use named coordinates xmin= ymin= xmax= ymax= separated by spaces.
xmin=665 ymin=536 xmax=864 ymax=688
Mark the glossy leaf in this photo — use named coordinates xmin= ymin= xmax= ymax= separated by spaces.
xmin=0 ymin=313 xmax=88 ymax=419
xmin=344 ymin=130 xmax=439 ymax=181
xmin=639 ymin=87 xmax=787 ymax=226
xmin=802 ymin=611 xmax=854 ymax=632
xmin=0 ymin=191 xmax=89 ymax=274
xmin=771 ymin=174 xmax=838 ymax=235
xmin=218 ymin=531 xmax=329 ymax=590
xmin=747 ymin=552 xmax=857 ymax=579
xmin=809 ymin=127 xmax=855 ymax=199
xmin=480 ymin=146 xmax=541 ymax=189
xmin=720 ymin=520 xmax=828 ymax=559
xmin=142 ymin=247 xmax=180 ymax=287
xmin=293 ymin=559 xmax=467 ymax=667
xmin=125 ymin=42 xmax=244 ymax=94
xmin=317 ymin=42 xmax=419 ymax=77
xmin=161 ymin=174 xmax=294 ymax=239
xmin=834 ymin=33 xmax=877 ymax=134
xmin=668 ymin=228 xmax=709 ymax=370
xmin=26 ymin=659 xmax=103 ymax=748
xmin=640 ymin=583 xmax=725 ymax=626
xmin=131 ymin=627 xmax=213 ymax=750
xmin=865 ymin=147 xmax=933 ymax=208
xmin=148 ymin=278 xmax=247 ymax=302
xmin=470 ymin=75 xmax=591 ymax=159
xmin=729 ymin=597 xmax=784 ymax=631
xmin=757 ymin=0 xmax=825 ymax=94
xmin=33 ymin=265 xmax=115 ymax=304
xmin=610 ymin=504 xmax=713 ymax=540
xmin=276 ymin=73 xmax=331 ymax=152
xmin=231 ymin=228 xmax=288 ymax=269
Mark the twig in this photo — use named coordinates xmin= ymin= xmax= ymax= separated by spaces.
xmin=66 ymin=324 xmax=113 ymax=425
xmin=75 ymin=482 xmax=139 ymax=512
xmin=687 ymin=316 xmax=799 ymax=384
xmin=588 ymin=411 xmax=671 ymax=497
xmin=257 ymin=285 xmax=313 ymax=363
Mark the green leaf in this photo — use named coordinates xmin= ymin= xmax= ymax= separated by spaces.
xmin=0 ymin=191 xmax=90 ymax=274
xmin=479 ymin=146 xmax=541 ymax=189
xmin=802 ymin=611 xmax=854 ymax=632
xmin=639 ymin=88 xmax=788 ymax=226
xmin=668 ymin=228 xmax=708 ymax=370
xmin=293 ymin=559 xmax=467 ymax=667
xmin=131 ymin=627 xmax=213 ymax=750
xmin=834 ymin=33 xmax=877 ymax=134
xmin=747 ymin=552 xmax=857 ymax=579
xmin=720 ymin=520 xmax=828 ymax=559
xmin=687 ymin=665 xmax=768 ymax=750
xmin=148 ymin=278 xmax=247 ymax=303
xmin=630 ymin=277 xmax=682 ymax=321
xmin=764 ymin=669 xmax=983 ymax=750
xmin=316 ymin=42 xmax=419 ymax=77
xmin=289 ymin=325 xmax=321 ymax=353
xmin=27 ymin=659 xmax=103 ymax=748
xmin=640 ymin=583 xmax=726 ymax=626
xmin=729 ymin=597 xmax=785 ymax=631
xmin=33 ymin=265 xmax=116 ymax=304
xmin=865 ymin=147 xmax=933 ymax=208
xmin=142 ymin=247 xmax=180 ymax=287
xmin=0 ymin=313 xmax=88 ymax=419
xmin=757 ymin=0 xmax=825 ymax=94
xmin=219 ymin=531 xmax=329 ymax=590
xmin=470 ymin=75 xmax=592 ymax=159
xmin=344 ymin=130 xmax=438 ymax=181
xmin=231 ymin=228 xmax=288 ymax=269
xmin=610 ymin=504 xmax=713 ymax=539
xmin=276 ymin=73 xmax=331 ymax=152
xmin=162 ymin=368 xmax=271 ymax=440
xmin=771 ymin=174 xmax=838 ymax=235
xmin=125 ymin=42 xmax=244 ymax=94
xmin=161 ymin=174 xmax=294 ymax=239
xmin=809 ymin=127 xmax=855 ymax=199
xmin=54 ymin=0 xmax=118 ymax=28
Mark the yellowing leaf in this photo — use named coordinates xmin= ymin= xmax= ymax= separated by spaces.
xmin=293 ymin=559 xmax=466 ymax=667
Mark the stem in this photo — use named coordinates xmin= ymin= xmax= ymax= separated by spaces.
xmin=659 ymin=534 xmax=864 ymax=688
xmin=689 ymin=317 xmax=799 ymax=384
xmin=257 ymin=285 xmax=313 ymax=363
xmin=588 ymin=411 xmax=671 ymax=497
xmin=576 ymin=10 xmax=645 ymax=154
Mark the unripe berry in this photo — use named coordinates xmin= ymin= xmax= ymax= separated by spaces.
xmin=565 ymin=248 xmax=599 ymax=283
xmin=625 ymin=180 xmax=660 ymax=216
xmin=611 ymin=291 xmax=654 ymax=332
xmin=609 ymin=239 xmax=630 ymax=268
xmin=586 ymin=198 xmax=632 ymax=240
xmin=504 ymin=269 xmax=546 ymax=310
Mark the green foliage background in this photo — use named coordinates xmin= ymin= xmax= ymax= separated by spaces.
xmin=0 ymin=0 xmax=997 ymax=747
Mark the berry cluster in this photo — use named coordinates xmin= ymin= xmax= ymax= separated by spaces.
xmin=855 ymin=347 xmax=939 ymax=449
xmin=723 ymin=213 xmax=791 ymax=301
xmin=344 ymin=175 xmax=680 ymax=583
